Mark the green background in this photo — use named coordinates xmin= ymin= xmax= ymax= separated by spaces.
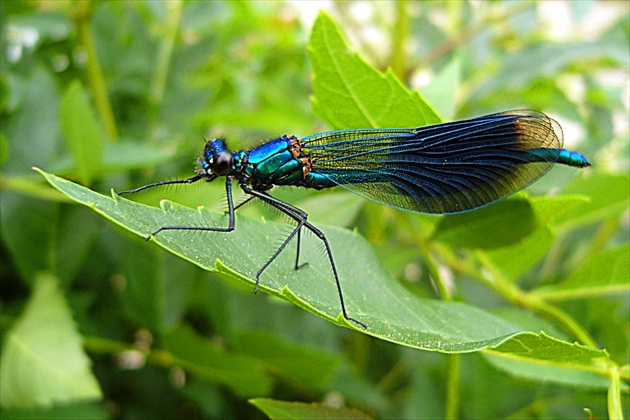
xmin=1 ymin=1 xmax=628 ymax=419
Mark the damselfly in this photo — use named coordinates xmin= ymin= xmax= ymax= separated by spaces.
xmin=119 ymin=110 xmax=590 ymax=329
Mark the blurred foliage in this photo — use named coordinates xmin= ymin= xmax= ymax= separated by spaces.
xmin=1 ymin=1 xmax=628 ymax=419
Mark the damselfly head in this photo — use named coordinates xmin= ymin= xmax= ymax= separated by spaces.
xmin=197 ymin=138 xmax=234 ymax=177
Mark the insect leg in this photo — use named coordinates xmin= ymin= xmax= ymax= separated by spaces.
xmin=147 ymin=177 xmax=236 ymax=238
xmin=253 ymin=192 xmax=309 ymax=270
xmin=240 ymin=186 xmax=366 ymax=329
xmin=118 ymin=175 xmax=205 ymax=195
xmin=233 ymin=195 xmax=256 ymax=211
xmin=294 ymin=228 xmax=308 ymax=270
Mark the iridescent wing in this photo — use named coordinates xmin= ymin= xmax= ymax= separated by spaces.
xmin=302 ymin=110 xmax=569 ymax=214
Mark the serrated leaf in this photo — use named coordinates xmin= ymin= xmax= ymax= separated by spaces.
xmin=0 ymin=274 xmax=102 ymax=408
xmin=250 ymin=398 xmax=372 ymax=420
xmin=484 ymin=332 xmax=611 ymax=389
xmin=309 ymin=12 xmax=440 ymax=129
xmin=532 ymin=242 xmax=630 ymax=301
xmin=59 ymin=80 xmax=106 ymax=185
xmin=36 ymin=168 xmax=533 ymax=352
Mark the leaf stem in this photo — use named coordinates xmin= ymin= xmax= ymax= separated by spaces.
xmin=73 ymin=1 xmax=119 ymax=141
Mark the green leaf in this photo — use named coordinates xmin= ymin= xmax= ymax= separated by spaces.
xmin=118 ymin=244 xmax=195 ymax=330
xmin=476 ymin=194 xmax=589 ymax=279
xmin=309 ymin=12 xmax=441 ymax=129
xmin=55 ymin=206 xmax=101 ymax=286
xmin=557 ymin=173 xmax=630 ymax=228
xmin=50 ymin=141 xmax=178 ymax=175
xmin=295 ymin=191 xmax=365 ymax=228
xmin=0 ymin=274 xmax=102 ymax=408
xmin=0 ymin=402 xmax=108 ymax=420
xmin=532 ymin=243 xmax=630 ymax=301
xmin=36 ymin=168 xmax=532 ymax=352
xmin=471 ymin=34 xmax=629 ymax=101
xmin=250 ymin=398 xmax=372 ymax=420
xmin=163 ymin=325 xmax=272 ymax=397
xmin=483 ymin=332 xmax=611 ymax=389
xmin=231 ymin=330 xmax=340 ymax=388
xmin=1 ymin=174 xmax=73 ymax=202
xmin=421 ymin=56 xmax=461 ymax=120
xmin=59 ymin=80 xmax=106 ymax=185
xmin=0 ymin=192 xmax=58 ymax=283
xmin=0 ymin=133 xmax=8 ymax=166
xmin=481 ymin=226 xmax=556 ymax=281
xmin=3 ymin=66 xmax=61 ymax=176
xmin=433 ymin=198 xmax=537 ymax=249
xmin=433 ymin=195 xmax=587 ymax=250
xmin=179 ymin=380 xmax=224 ymax=419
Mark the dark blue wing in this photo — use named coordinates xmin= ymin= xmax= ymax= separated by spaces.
xmin=302 ymin=110 xmax=586 ymax=214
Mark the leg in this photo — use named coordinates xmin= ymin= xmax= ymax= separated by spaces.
xmin=241 ymin=185 xmax=366 ymax=329
xmin=252 ymin=190 xmax=309 ymax=270
xmin=118 ymin=174 xmax=206 ymax=195
xmin=148 ymin=177 xmax=236 ymax=239
xmin=301 ymin=219 xmax=367 ymax=329
xmin=233 ymin=195 xmax=256 ymax=211
xmin=294 ymin=228 xmax=308 ymax=270
xmin=253 ymin=215 xmax=305 ymax=293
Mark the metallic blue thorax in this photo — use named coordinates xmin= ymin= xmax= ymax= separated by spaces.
xmin=237 ymin=135 xmax=333 ymax=190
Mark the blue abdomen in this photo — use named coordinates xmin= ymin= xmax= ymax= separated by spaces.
xmin=556 ymin=149 xmax=591 ymax=167
xmin=527 ymin=148 xmax=591 ymax=168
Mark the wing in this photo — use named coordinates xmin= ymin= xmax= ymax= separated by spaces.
xmin=302 ymin=110 xmax=565 ymax=214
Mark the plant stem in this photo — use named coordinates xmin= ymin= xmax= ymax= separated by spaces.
xmin=588 ymin=217 xmax=622 ymax=257
xmin=474 ymin=252 xmax=599 ymax=349
xmin=445 ymin=354 xmax=461 ymax=419
xmin=424 ymin=247 xmax=461 ymax=419
xmin=424 ymin=249 xmax=452 ymax=300
xmin=416 ymin=1 xmax=533 ymax=68
xmin=607 ymin=366 xmax=624 ymax=420
xmin=390 ymin=0 xmax=409 ymax=81
xmin=73 ymin=1 xmax=119 ymax=141
xmin=522 ymin=295 xmax=599 ymax=349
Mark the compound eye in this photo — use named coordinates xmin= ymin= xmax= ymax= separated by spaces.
xmin=213 ymin=151 xmax=233 ymax=175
